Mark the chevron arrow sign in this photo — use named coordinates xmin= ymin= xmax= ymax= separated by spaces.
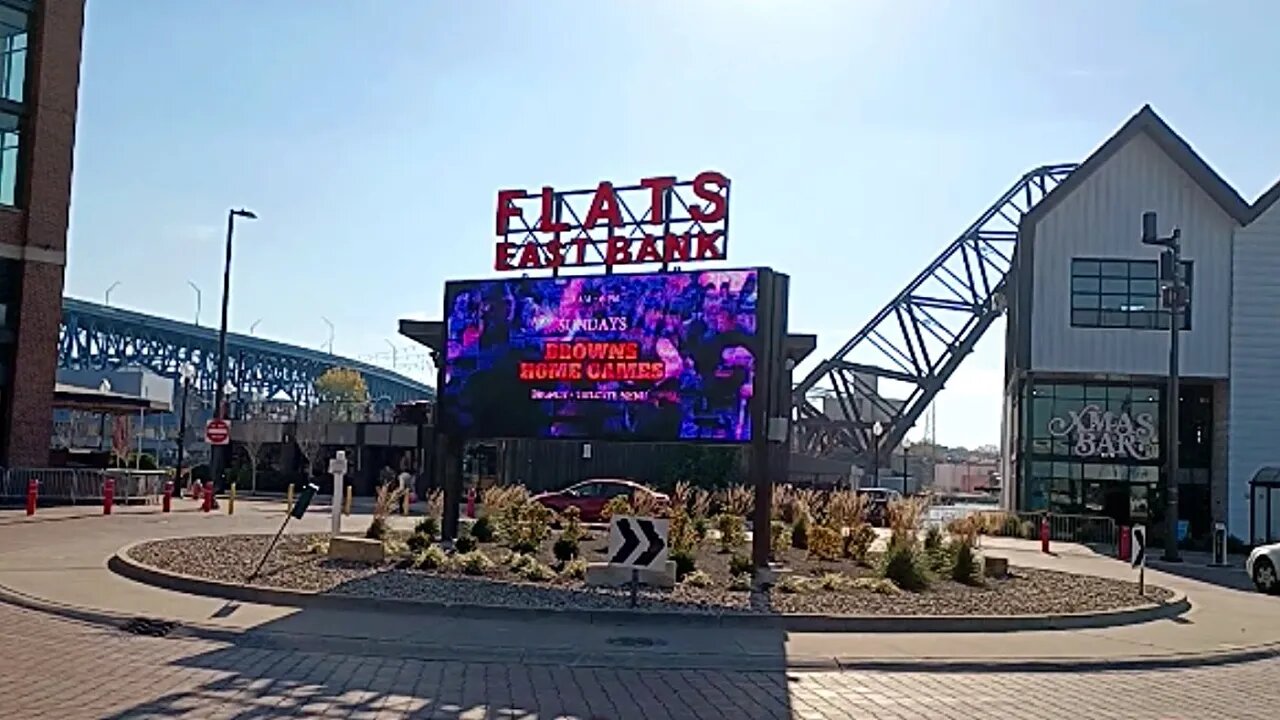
xmin=607 ymin=516 xmax=669 ymax=570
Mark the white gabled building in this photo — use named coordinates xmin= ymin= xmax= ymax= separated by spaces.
xmin=1002 ymin=105 xmax=1280 ymax=545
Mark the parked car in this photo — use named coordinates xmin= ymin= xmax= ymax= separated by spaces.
xmin=531 ymin=479 xmax=669 ymax=522
xmin=1246 ymin=541 xmax=1280 ymax=594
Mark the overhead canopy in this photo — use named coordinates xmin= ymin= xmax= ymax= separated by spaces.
xmin=1249 ymin=466 xmax=1280 ymax=489
xmin=398 ymin=319 xmax=444 ymax=353
xmin=53 ymin=383 xmax=172 ymax=413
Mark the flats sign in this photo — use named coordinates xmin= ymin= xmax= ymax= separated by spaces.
xmin=1046 ymin=404 xmax=1158 ymax=461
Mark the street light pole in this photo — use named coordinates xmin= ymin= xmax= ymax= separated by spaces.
xmin=105 ymin=281 xmax=121 ymax=306
xmin=175 ymin=363 xmax=195 ymax=490
xmin=1142 ymin=211 xmax=1184 ymax=563
xmin=188 ymin=281 xmax=202 ymax=326
xmin=902 ymin=439 xmax=911 ymax=494
xmin=322 ymin=316 xmax=335 ymax=354
xmin=871 ymin=420 xmax=883 ymax=489
xmin=210 ymin=208 xmax=257 ymax=491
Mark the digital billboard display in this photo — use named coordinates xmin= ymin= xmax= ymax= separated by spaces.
xmin=440 ymin=269 xmax=761 ymax=442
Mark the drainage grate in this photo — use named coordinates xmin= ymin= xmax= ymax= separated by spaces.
xmin=605 ymin=636 xmax=666 ymax=648
xmin=121 ymin=617 xmax=178 ymax=638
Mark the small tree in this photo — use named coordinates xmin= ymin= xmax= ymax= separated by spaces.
xmin=293 ymin=405 xmax=330 ymax=478
xmin=239 ymin=411 xmax=275 ymax=494
xmin=314 ymin=367 xmax=370 ymax=421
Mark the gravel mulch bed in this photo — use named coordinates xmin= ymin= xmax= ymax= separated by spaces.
xmin=126 ymin=531 xmax=1174 ymax=617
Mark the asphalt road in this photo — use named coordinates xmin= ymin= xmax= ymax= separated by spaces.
xmin=3 ymin=601 xmax=1279 ymax=720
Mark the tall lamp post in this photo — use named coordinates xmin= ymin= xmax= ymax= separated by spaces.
xmin=187 ymin=281 xmax=202 ymax=326
xmin=1141 ymin=211 xmax=1185 ymax=563
xmin=105 ymin=281 xmax=121 ymax=306
xmin=175 ymin=362 xmax=196 ymax=489
xmin=871 ymin=420 xmax=884 ymax=488
xmin=901 ymin=438 xmax=912 ymax=494
xmin=209 ymin=208 xmax=258 ymax=490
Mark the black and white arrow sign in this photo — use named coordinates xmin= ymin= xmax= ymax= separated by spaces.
xmin=1131 ymin=524 xmax=1146 ymax=569
xmin=608 ymin=516 xmax=669 ymax=569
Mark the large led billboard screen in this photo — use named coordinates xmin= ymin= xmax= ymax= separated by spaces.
xmin=440 ymin=269 xmax=761 ymax=442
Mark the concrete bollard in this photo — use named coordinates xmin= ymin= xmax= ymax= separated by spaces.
xmin=228 ymin=483 xmax=236 ymax=516
xmin=344 ymin=485 xmax=353 ymax=516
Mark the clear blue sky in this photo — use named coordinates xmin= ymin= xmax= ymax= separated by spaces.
xmin=65 ymin=1 xmax=1280 ymax=449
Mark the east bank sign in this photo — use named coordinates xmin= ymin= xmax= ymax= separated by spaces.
xmin=1046 ymin=404 xmax=1158 ymax=461
xmin=493 ymin=172 xmax=730 ymax=271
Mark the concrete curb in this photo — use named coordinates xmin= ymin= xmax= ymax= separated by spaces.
xmin=3 ymin=571 xmax=1277 ymax=674
xmin=109 ymin=541 xmax=1190 ymax=634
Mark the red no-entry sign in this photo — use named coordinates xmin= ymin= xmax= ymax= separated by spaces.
xmin=205 ymin=418 xmax=231 ymax=445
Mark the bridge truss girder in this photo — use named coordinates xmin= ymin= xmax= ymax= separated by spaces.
xmin=792 ymin=163 xmax=1078 ymax=464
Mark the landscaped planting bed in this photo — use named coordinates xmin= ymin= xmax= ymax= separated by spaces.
xmin=126 ymin=484 xmax=1172 ymax=617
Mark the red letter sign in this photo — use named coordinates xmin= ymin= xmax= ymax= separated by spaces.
xmin=584 ymin=181 xmax=623 ymax=228
xmin=496 ymin=189 xmax=527 ymax=235
xmin=689 ymin=171 xmax=728 ymax=223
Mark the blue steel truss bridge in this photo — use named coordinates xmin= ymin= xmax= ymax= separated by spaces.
xmin=59 ymin=298 xmax=434 ymax=406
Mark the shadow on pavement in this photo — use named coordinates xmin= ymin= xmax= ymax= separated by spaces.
xmin=1149 ymin=557 xmax=1259 ymax=593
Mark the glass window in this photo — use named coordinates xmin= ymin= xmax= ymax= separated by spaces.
xmin=1070 ymin=258 xmax=1191 ymax=330
xmin=0 ymin=111 xmax=16 ymax=206
xmin=0 ymin=4 xmax=25 ymax=104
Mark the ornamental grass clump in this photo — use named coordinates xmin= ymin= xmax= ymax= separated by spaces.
xmin=878 ymin=497 xmax=931 ymax=592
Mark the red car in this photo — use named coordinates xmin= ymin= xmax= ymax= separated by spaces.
xmin=532 ymin=479 xmax=669 ymax=522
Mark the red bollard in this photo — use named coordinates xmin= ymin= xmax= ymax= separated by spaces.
xmin=162 ymin=481 xmax=174 ymax=513
xmin=1040 ymin=515 xmax=1050 ymax=554
xmin=103 ymin=477 xmax=115 ymax=516
xmin=25 ymin=478 xmax=37 ymax=516
xmin=466 ymin=487 xmax=476 ymax=519
xmin=1118 ymin=525 xmax=1131 ymax=561
xmin=202 ymin=483 xmax=213 ymax=513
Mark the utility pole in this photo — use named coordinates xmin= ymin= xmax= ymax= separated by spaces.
xmin=1141 ymin=211 xmax=1185 ymax=563
xmin=209 ymin=208 xmax=257 ymax=491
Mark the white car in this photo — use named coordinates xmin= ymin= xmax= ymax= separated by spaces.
xmin=1246 ymin=542 xmax=1280 ymax=594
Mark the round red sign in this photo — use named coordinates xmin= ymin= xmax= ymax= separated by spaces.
xmin=205 ymin=419 xmax=231 ymax=445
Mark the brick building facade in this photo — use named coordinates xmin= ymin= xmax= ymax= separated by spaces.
xmin=0 ymin=1 xmax=84 ymax=465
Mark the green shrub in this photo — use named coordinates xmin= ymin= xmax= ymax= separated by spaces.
xmin=820 ymin=572 xmax=856 ymax=592
xmin=951 ymin=536 xmax=983 ymax=585
xmin=456 ymin=551 xmax=494 ymax=576
xmin=364 ymin=517 xmax=389 ymax=541
xmin=601 ymin=495 xmax=634 ymax=521
xmin=682 ymin=570 xmax=713 ymax=588
xmin=770 ymin=520 xmax=792 ymax=559
xmin=470 ymin=515 xmax=495 ymax=543
xmin=560 ymin=506 xmax=585 ymax=543
xmin=693 ymin=515 xmax=710 ymax=541
xmin=807 ymin=525 xmax=842 ymax=561
xmin=671 ymin=549 xmax=696 ymax=580
xmin=406 ymin=532 xmax=432 ymax=554
xmin=729 ymin=553 xmax=755 ymax=577
xmin=553 ymin=536 xmax=579 ymax=563
xmin=413 ymin=545 xmax=448 ymax=570
xmin=791 ymin=514 xmax=810 ymax=549
xmin=879 ymin=540 xmax=931 ymax=592
xmin=518 ymin=558 xmax=556 ymax=582
xmin=499 ymin=500 xmax=553 ymax=554
xmin=414 ymin=516 xmax=440 ymax=540
xmin=852 ymin=576 xmax=901 ymax=595
xmin=561 ymin=558 xmax=588 ymax=580
xmin=844 ymin=523 xmax=877 ymax=564
xmin=728 ymin=573 xmax=752 ymax=591
xmin=778 ymin=575 xmax=818 ymax=594
xmin=454 ymin=533 xmax=477 ymax=553
xmin=715 ymin=513 xmax=747 ymax=552
xmin=668 ymin=509 xmax=699 ymax=555
xmin=924 ymin=525 xmax=944 ymax=552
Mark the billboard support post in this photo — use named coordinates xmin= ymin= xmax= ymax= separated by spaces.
xmin=751 ymin=270 xmax=790 ymax=570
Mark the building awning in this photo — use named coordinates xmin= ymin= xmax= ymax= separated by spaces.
xmin=1250 ymin=467 xmax=1280 ymax=490
xmin=53 ymin=383 xmax=172 ymax=413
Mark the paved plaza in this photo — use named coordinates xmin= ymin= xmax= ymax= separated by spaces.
xmin=1 ymin=501 xmax=1279 ymax=718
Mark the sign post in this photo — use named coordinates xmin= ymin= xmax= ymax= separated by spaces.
xmin=607 ymin=516 xmax=669 ymax=607
xmin=250 ymin=482 xmax=319 ymax=580
xmin=328 ymin=450 xmax=348 ymax=535
xmin=1131 ymin=524 xmax=1147 ymax=595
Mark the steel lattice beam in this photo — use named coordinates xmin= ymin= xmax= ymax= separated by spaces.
xmin=58 ymin=298 xmax=434 ymax=406
xmin=792 ymin=163 xmax=1077 ymax=461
